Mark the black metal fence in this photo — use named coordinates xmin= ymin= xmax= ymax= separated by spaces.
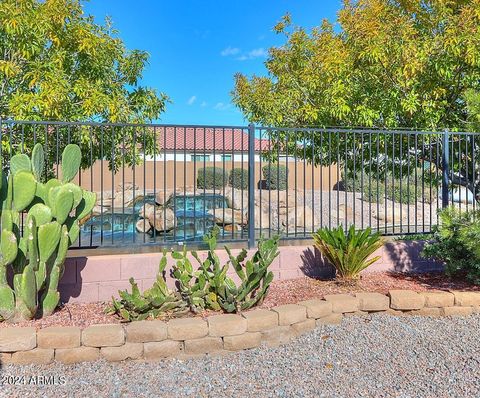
xmin=1 ymin=120 xmax=478 ymax=251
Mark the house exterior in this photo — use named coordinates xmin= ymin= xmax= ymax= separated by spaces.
xmin=145 ymin=127 xmax=271 ymax=162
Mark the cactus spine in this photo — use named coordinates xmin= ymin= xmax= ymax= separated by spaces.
xmin=0 ymin=144 xmax=96 ymax=322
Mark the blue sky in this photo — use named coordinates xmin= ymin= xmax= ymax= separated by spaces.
xmin=84 ymin=1 xmax=342 ymax=126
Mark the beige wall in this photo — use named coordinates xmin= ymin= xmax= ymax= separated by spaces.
xmin=77 ymin=160 xmax=339 ymax=193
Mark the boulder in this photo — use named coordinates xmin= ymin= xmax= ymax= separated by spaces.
xmin=373 ymin=209 xmax=403 ymax=224
xmin=208 ymin=209 xmax=246 ymax=225
xmin=253 ymin=205 xmax=270 ymax=229
xmin=338 ymin=204 xmax=353 ymax=220
xmin=135 ymin=219 xmax=152 ymax=233
xmin=148 ymin=207 xmax=175 ymax=231
xmin=224 ymin=187 xmax=249 ymax=211
xmin=139 ymin=203 xmax=156 ymax=219
xmin=285 ymin=205 xmax=317 ymax=231
xmin=155 ymin=189 xmax=174 ymax=206
xmin=224 ymin=224 xmax=241 ymax=232
xmin=113 ymin=188 xmax=136 ymax=208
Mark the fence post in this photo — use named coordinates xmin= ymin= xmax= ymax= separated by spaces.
xmin=248 ymin=123 xmax=256 ymax=249
xmin=442 ymin=129 xmax=450 ymax=208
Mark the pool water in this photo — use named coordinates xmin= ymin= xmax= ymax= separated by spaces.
xmin=80 ymin=193 xmax=229 ymax=245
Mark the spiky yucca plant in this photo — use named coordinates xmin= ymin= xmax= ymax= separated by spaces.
xmin=313 ymin=225 xmax=384 ymax=280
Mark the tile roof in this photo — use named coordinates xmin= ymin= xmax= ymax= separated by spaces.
xmin=157 ymin=127 xmax=270 ymax=152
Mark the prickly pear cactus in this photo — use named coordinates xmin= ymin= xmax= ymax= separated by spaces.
xmin=171 ymin=246 xmax=210 ymax=314
xmin=106 ymin=252 xmax=188 ymax=321
xmin=0 ymin=144 xmax=96 ymax=322
xmin=202 ymin=228 xmax=279 ymax=313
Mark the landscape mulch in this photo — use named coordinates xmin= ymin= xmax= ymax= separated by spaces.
xmin=1 ymin=272 xmax=478 ymax=329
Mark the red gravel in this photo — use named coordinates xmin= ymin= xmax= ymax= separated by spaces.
xmin=1 ymin=272 xmax=478 ymax=329
xmin=260 ymin=272 xmax=480 ymax=309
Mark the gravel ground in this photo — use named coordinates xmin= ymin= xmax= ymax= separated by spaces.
xmin=307 ymin=190 xmax=440 ymax=233
xmin=2 ymin=314 xmax=480 ymax=398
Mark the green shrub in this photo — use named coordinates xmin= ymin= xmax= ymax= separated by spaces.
xmin=197 ymin=167 xmax=226 ymax=189
xmin=345 ymin=176 xmax=436 ymax=205
xmin=228 ymin=168 xmax=248 ymax=190
xmin=107 ymin=228 xmax=280 ymax=320
xmin=423 ymin=208 xmax=480 ymax=284
xmin=312 ymin=225 xmax=384 ymax=280
xmin=263 ymin=164 xmax=288 ymax=190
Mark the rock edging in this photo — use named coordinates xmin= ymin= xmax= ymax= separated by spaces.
xmin=1 ymin=290 xmax=479 ymax=365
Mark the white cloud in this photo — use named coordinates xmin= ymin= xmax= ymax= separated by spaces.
xmin=221 ymin=46 xmax=240 ymax=56
xmin=187 ymin=95 xmax=197 ymax=105
xmin=248 ymin=48 xmax=268 ymax=58
xmin=236 ymin=48 xmax=268 ymax=61
xmin=214 ymin=102 xmax=231 ymax=111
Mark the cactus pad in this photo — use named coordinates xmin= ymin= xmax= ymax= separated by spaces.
xmin=53 ymin=188 xmax=74 ymax=224
xmin=76 ymin=190 xmax=97 ymax=221
xmin=10 ymin=154 xmax=31 ymax=175
xmin=0 ymin=286 xmax=15 ymax=320
xmin=66 ymin=217 xmax=80 ymax=244
xmin=38 ymin=222 xmax=61 ymax=262
xmin=0 ymin=230 xmax=17 ymax=265
xmin=28 ymin=204 xmax=53 ymax=225
xmin=13 ymin=171 xmax=36 ymax=211
xmin=1 ymin=210 xmax=13 ymax=232
xmin=61 ymin=144 xmax=81 ymax=183
xmin=31 ymin=143 xmax=45 ymax=181
xmin=19 ymin=265 xmax=37 ymax=317
xmin=63 ymin=183 xmax=83 ymax=208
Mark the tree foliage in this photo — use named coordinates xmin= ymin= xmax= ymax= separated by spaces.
xmin=233 ymin=1 xmax=480 ymax=130
xmin=233 ymin=1 xmax=480 ymax=201
xmin=0 ymin=0 xmax=168 ymax=169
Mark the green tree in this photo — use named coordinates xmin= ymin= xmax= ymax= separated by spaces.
xmin=232 ymin=1 xmax=480 ymax=201
xmin=233 ymin=1 xmax=480 ymax=130
xmin=0 ymin=0 xmax=168 ymax=169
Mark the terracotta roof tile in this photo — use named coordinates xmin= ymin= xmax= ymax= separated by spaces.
xmin=157 ymin=127 xmax=270 ymax=152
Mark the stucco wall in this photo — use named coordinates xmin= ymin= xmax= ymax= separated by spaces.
xmin=59 ymin=241 xmax=442 ymax=304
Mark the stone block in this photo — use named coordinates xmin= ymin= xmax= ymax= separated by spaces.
xmin=167 ymin=318 xmax=208 ymax=340
xmin=101 ymin=343 xmax=143 ymax=361
xmin=410 ymin=307 xmax=443 ymax=317
xmin=11 ymin=348 xmax=54 ymax=365
xmin=271 ymin=304 xmax=306 ymax=326
xmin=224 ymin=332 xmax=262 ymax=351
xmin=316 ymin=313 xmax=343 ymax=326
xmin=343 ymin=310 xmax=369 ymax=317
xmin=82 ymin=324 xmax=125 ymax=347
xmin=261 ymin=326 xmax=293 ymax=347
xmin=324 ymin=294 xmax=359 ymax=313
xmin=37 ymin=327 xmax=81 ymax=349
xmin=355 ymin=293 xmax=390 ymax=311
xmin=126 ymin=320 xmax=167 ymax=343
xmin=144 ymin=340 xmax=183 ymax=359
xmin=55 ymin=347 xmax=100 ymax=364
xmin=242 ymin=309 xmax=278 ymax=331
xmin=452 ymin=291 xmax=480 ymax=307
xmin=420 ymin=292 xmax=454 ymax=308
xmin=443 ymin=306 xmax=473 ymax=317
xmin=385 ymin=308 xmax=407 ymax=316
xmin=291 ymin=319 xmax=316 ymax=336
xmin=184 ymin=337 xmax=223 ymax=355
xmin=298 ymin=299 xmax=332 ymax=319
xmin=0 ymin=327 xmax=36 ymax=352
xmin=389 ymin=290 xmax=425 ymax=310
xmin=208 ymin=314 xmax=247 ymax=337
xmin=0 ymin=353 xmax=12 ymax=364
